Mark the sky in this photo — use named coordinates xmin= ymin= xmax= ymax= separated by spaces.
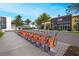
xmin=0 ymin=3 xmax=69 ymax=21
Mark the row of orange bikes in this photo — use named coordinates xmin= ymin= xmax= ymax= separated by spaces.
xmin=16 ymin=30 xmax=59 ymax=55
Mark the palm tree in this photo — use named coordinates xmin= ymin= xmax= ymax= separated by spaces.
xmin=40 ymin=13 xmax=50 ymax=23
xmin=35 ymin=13 xmax=51 ymax=29
xmin=13 ymin=15 xmax=23 ymax=29
xmin=25 ymin=19 xmax=31 ymax=25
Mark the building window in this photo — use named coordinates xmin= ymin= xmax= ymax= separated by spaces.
xmin=0 ymin=17 xmax=6 ymax=29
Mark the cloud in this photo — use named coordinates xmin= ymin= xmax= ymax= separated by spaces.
xmin=0 ymin=3 xmax=68 ymax=21
xmin=0 ymin=3 xmax=46 ymax=20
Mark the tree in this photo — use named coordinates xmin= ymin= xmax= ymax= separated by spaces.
xmin=66 ymin=3 xmax=79 ymax=14
xmin=11 ymin=20 xmax=15 ymax=24
xmin=40 ymin=13 xmax=51 ymax=23
xmin=31 ymin=22 xmax=35 ymax=26
xmin=66 ymin=4 xmax=79 ymax=31
xmin=35 ymin=13 xmax=51 ymax=29
xmin=25 ymin=19 xmax=31 ymax=25
xmin=35 ymin=17 xmax=42 ymax=25
xmin=31 ymin=22 xmax=34 ymax=25
xmin=14 ymin=15 xmax=23 ymax=27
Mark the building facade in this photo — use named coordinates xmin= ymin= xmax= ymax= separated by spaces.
xmin=0 ymin=16 xmax=12 ymax=31
xmin=72 ymin=16 xmax=79 ymax=31
xmin=0 ymin=17 xmax=6 ymax=29
xmin=51 ymin=15 xmax=79 ymax=31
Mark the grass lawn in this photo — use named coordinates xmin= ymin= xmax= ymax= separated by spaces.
xmin=68 ymin=31 xmax=79 ymax=35
xmin=62 ymin=31 xmax=79 ymax=35
xmin=0 ymin=31 xmax=4 ymax=38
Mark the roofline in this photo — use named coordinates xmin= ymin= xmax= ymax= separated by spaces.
xmin=51 ymin=15 xmax=72 ymax=19
xmin=0 ymin=16 xmax=11 ymax=18
xmin=51 ymin=14 xmax=79 ymax=19
xmin=72 ymin=15 xmax=79 ymax=18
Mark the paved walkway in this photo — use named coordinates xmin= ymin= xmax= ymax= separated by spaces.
xmin=0 ymin=31 xmax=70 ymax=56
xmin=0 ymin=32 xmax=49 ymax=56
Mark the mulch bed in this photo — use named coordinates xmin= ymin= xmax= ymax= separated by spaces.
xmin=64 ymin=46 xmax=79 ymax=56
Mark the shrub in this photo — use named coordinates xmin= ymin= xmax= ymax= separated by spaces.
xmin=0 ymin=31 xmax=4 ymax=38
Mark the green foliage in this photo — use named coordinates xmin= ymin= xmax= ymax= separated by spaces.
xmin=66 ymin=4 xmax=79 ymax=31
xmin=66 ymin=3 xmax=79 ymax=14
xmin=0 ymin=31 xmax=4 ymax=38
xmin=35 ymin=13 xmax=51 ymax=28
xmin=13 ymin=15 xmax=23 ymax=27
xmin=46 ymin=23 xmax=51 ymax=30
xmin=31 ymin=22 xmax=35 ymax=25
xmin=35 ymin=17 xmax=42 ymax=25
xmin=25 ymin=19 xmax=31 ymax=25
xmin=22 ymin=26 xmax=32 ymax=30
xmin=40 ymin=13 xmax=50 ymax=23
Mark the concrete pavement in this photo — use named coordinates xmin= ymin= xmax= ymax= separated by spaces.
xmin=0 ymin=31 xmax=70 ymax=56
xmin=0 ymin=32 xmax=49 ymax=56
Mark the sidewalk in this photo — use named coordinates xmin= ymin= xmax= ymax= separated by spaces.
xmin=0 ymin=32 xmax=49 ymax=56
xmin=0 ymin=31 xmax=70 ymax=56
